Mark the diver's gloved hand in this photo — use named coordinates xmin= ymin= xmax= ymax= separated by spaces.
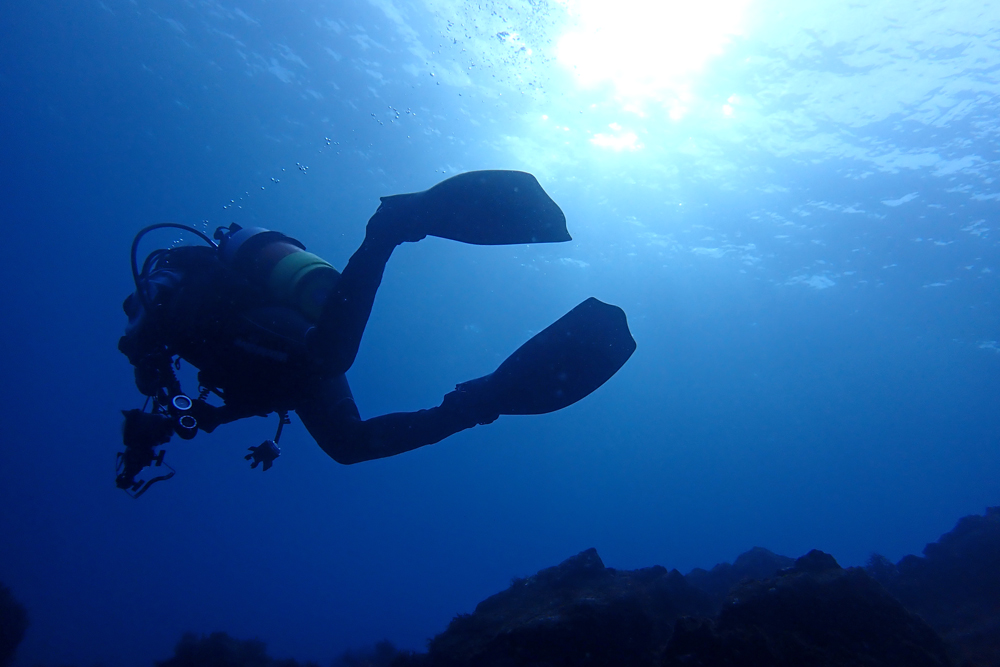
xmin=246 ymin=440 xmax=280 ymax=471
xmin=440 ymin=375 xmax=501 ymax=428
xmin=364 ymin=199 xmax=427 ymax=247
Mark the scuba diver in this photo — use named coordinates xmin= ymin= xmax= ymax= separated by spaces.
xmin=117 ymin=170 xmax=635 ymax=497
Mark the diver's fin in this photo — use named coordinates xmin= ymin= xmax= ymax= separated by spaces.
xmin=490 ymin=297 xmax=636 ymax=415
xmin=379 ymin=170 xmax=571 ymax=245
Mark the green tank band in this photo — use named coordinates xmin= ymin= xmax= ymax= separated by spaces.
xmin=268 ymin=251 xmax=336 ymax=303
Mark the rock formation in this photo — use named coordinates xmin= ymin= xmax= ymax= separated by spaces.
xmin=0 ymin=583 xmax=28 ymax=667
xmin=395 ymin=507 xmax=1000 ymax=667
xmin=866 ymin=507 xmax=1000 ymax=666
xmin=4 ymin=507 xmax=998 ymax=667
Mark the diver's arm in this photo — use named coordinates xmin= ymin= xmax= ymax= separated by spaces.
xmin=189 ymin=400 xmax=264 ymax=433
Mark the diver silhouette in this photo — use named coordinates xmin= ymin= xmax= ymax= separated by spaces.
xmin=116 ymin=171 xmax=635 ymax=497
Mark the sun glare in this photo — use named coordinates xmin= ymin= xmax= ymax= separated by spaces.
xmin=591 ymin=126 xmax=643 ymax=151
xmin=556 ymin=0 xmax=749 ymax=107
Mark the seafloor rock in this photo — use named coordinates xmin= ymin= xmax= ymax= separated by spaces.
xmin=685 ymin=546 xmax=794 ymax=609
xmin=867 ymin=507 xmax=1000 ymax=666
xmin=155 ymin=634 xmax=407 ymax=667
xmin=398 ymin=547 xmax=951 ymax=667
xmin=0 ymin=582 xmax=29 ymax=667
xmin=333 ymin=640 xmax=409 ymax=667
xmin=416 ymin=547 xmax=715 ymax=667
xmin=663 ymin=550 xmax=952 ymax=666
xmin=156 ymin=632 xmax=321 ymax=667
xmin=147 ymin=507 xmax=1000 ymax=667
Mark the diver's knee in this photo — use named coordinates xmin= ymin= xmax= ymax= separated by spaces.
xmin=314 ymin=422 xmax=369 ymax=465
xmin=319 ymin=443 xmax=366 ymax=465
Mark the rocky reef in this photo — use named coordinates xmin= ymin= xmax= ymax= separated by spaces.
xmin=0 ymin=583 xmax=28 ymax=667
xmin=398 ymin=549 xmax=952 ymax=667
xmin=867 ymin=507 xmax=1000 ymax=666
xmin=1 ymin=507 xmax=997 ymax=666
xmin=396 ymin=507 xmax=999 ymax=667
xmin=154 ymin=632 xmax=320 ymax=667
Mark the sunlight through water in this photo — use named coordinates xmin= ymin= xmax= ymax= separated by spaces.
xmin=556 ymin=0 xmax=751 ymax=116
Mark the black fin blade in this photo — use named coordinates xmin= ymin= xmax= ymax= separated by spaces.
xmin=491 ymin=298 xmax=636 ymax=415
xmin=379 ymin=170 xmax=571 ymax=246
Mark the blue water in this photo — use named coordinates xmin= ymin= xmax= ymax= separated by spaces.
xmin=1 ymin=1 xmax=998 ymax=665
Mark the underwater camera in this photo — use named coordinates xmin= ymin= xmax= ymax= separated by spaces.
xmin=116 ymin=409 xmax=176 ymax=498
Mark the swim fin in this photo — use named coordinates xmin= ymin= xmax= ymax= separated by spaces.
xmin=378 ymin=170 xmax=571 ymax=246
xmin=449 ymin=298 xmax=635 ymax=418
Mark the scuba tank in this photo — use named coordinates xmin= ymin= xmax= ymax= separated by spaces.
xmin=214 ymin=224 xmax=340 ymax=321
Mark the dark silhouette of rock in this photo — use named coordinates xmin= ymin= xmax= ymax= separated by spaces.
xmin=146 ymin=508 xmax=1000 ymax=667
xmin=411 ymin=547 xmax=714 ymax=667
xmin=792 ymin=548 xmax=841 ymax=574
xmin=332 ymin=640 xmax=408 ymax=667
xmin=393 ymin=547 xmax=952 ymax=667
xmin=0 ymin=583 xmax=28 ymax=667
xmin=867 ymin=507 xmax=1000 ymax=666
xmin=664 ymin=551 xmax=952 ymax=666
xmin=155 ymin=632 xmax=320 ymax=667
xmin=685 ymin=546 xmax=794 ymax=608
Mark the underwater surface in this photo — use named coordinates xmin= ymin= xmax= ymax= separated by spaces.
xmin=0 ymin=0 xmax=998 ymax=665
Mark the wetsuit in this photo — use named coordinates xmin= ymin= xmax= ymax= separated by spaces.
xmin=121 ymin=208 xmax=492 ymax=465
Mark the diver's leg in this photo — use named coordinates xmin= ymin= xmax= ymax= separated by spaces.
xmin=310 ymin=236 xmax=393 ymax=374
xmin=296 ymin=374 xmax=497 ymax=465
xmin=310 ymin=204 xmax=426 ymax=374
